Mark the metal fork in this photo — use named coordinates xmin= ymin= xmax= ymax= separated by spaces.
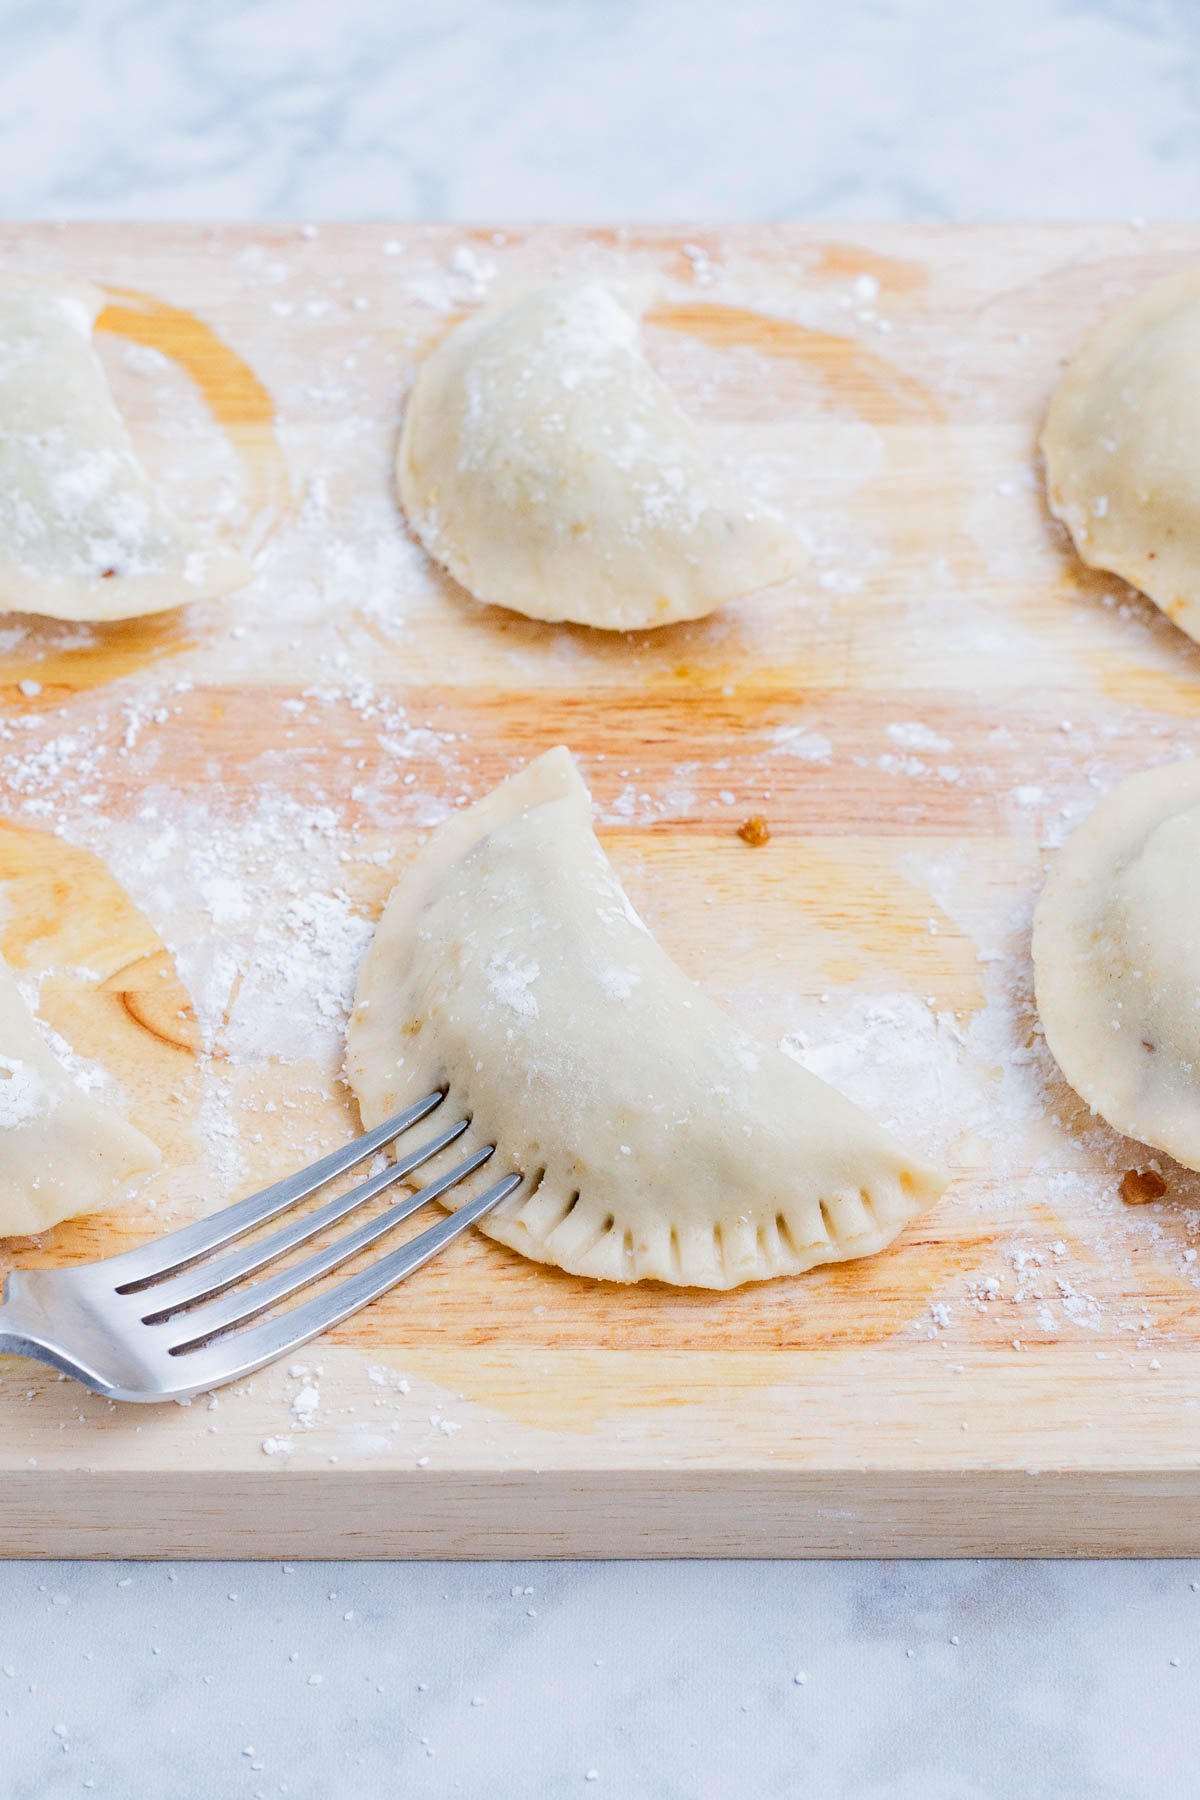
xmin=0 ymin=1091 xmax=522 ymax=1404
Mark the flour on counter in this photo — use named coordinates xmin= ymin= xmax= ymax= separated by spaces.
xmin=770 ymin=727 xmax=833 ymax=764
xmin=0 ymin=1054 xmax=48 ymax=1129
xmin=886 ymin=720 xmax=952 ymax=754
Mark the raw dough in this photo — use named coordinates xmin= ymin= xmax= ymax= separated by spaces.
xmin=347 ymin=748 xmax=946 ymax=1288
xmin=1041 ymin=272 xmax=1200 ymax=645
xmin=0 ymin=956 xmax=159 ymax=1237
xmin=397 ymin=281 xmax=803 ymax=631
xmin=1033 ymin=758 xmax=1200 ymax=1168
xmin=0 ymin=270 xmax=251 ymax=621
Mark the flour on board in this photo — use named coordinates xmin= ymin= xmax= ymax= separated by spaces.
xmin=3 ymin=229 xmax=1200 ymax=1456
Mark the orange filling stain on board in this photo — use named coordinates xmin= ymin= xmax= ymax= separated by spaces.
xmin=812 ymin=241 xmax=928 ymax=294
xmin=650 ymin=301 xmax=943 ymax=424
xmin=100 ymin=946 xmax=203 ymax=1058
xmin=0 ymin=611 xmax=200 ymax=695
xmin=98 ymin=286 xmax=286 ymax=524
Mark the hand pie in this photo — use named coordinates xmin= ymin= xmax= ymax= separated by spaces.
xmin=0 ymin=271 xmax=251 ymax=621
xmin=1033 ymin=759 xmax=1200 ymax=1169
xmin=0 ymin=956 xmax=159 ymax=1238
xmin=1041 ymin=272 xmax=1200 ymax=645
xmin=397 ymin=281 xmax=803 ymax=631
xmin=346 ymin=748 xmax=946 ymax=1288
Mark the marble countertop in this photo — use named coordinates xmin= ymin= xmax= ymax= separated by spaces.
xmin=2 ymin=1 xmax=1199 ymax=1795
xmin=0 ymin=0 xmax=1195 ymax=224
xmin=6 ymin=1557 xmax=1200 ymax=1797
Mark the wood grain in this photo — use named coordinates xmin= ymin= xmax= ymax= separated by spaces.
xmin=2 ymin=224 xmax=1200 ymax=1556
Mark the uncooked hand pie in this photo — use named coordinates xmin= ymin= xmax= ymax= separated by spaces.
xmin=1034 ymin=759 xmax=1200 ymax=1169
xmin=0 ymin=271 xmax=251 ymax=621
xmin=1042 ymin=272 xmax=1200 ymax=646
xmin=346 ymin=748 xmax=946 ymax=1288
xmin=397 ymin=280 xmax=803 ymax=631
xmin=0 ymin=956 xmax=159 ymax=1237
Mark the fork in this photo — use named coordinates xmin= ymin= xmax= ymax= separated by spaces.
xmin=0 ymin=1091 xmax=522 ymax=1403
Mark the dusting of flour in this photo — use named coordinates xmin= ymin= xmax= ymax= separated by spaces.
xmin=2 ymin=227 xmax=1200 ymax=1461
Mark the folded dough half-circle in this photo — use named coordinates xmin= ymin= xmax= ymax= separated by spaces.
xmin=346 ymin=748 xmax=946 ymax=1289
xmin=1041 ymin=272 xmax=1200 ymax=645
xmin=397 ymin=281 xmax=803 ymax=631
xmin=1034 ymin=758 xmax=1200 ymax=1169
xmin=0 ymin=957 xmax=159 ymax=1238
xmin=0 ymin=271 xmax=252 ymax=621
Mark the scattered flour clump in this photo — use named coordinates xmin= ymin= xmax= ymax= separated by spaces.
xmin=0 ymin=1055 xmax=49 ymax=1129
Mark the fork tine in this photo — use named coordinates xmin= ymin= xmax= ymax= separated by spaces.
xmin=164 ymin=1144 xmax=499 ymax=1351
xmin=138 ymin=1116 xmax=470 ymax=1320
xmin=108 ymin=1091 xmax=446 ymax=1289
xmin=173 ymin=1169 xmax=523 ymax=1385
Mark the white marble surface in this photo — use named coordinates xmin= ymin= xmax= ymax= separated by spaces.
xmin=4 ymin=1557 xmax=1200 ymax=1798
xmin=0 ymin=0 xmax=1195 ymax=223
xmin=2 ymin=1 xmax=1200 ymax=1795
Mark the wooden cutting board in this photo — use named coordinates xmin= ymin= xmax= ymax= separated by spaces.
xmin=2 ymin=223 xmax=1200 ymax=1558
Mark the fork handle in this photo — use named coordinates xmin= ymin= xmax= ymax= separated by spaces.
xmin=0 ymin=1290 xmax=30 ymax=1354
xmin=0 ymin=1293 xmax=68 ymax=1378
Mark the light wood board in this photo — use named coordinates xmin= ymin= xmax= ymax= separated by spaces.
xmin=3 ymin=223 xmax=1200 ymax=1557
